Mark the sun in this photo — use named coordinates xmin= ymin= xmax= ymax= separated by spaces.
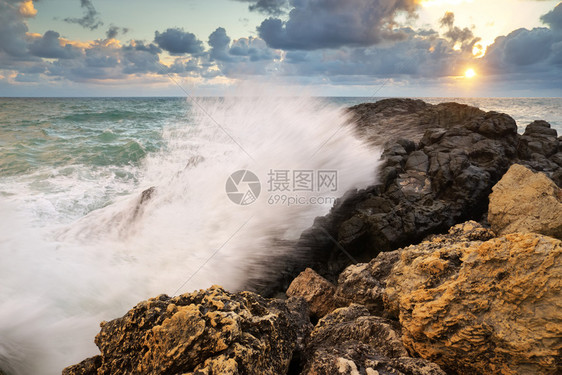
xmin=465 ymin=68 xmax=477 ymax=79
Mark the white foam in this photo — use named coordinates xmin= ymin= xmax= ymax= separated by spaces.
xmin=0 ymin=85 xmax=382 ymax=374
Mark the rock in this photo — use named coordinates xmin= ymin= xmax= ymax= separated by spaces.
xmin=518 ymin=120 xmax=562 ymax=186
xmin=63 ymin=356 xmax=102 ymax=375
xmin=489 ymin=164 xmax=562 ymax=239
xmin=383 ymin=232 xmax=562 ymax=374
xmin=284 ymin=101 xmax=562 ymax=293
xmin=518 ymin=120 xmax=559 ymax=158
xmin=63 ymin=286 xmax=312 ymax=375
xmin=302 ymin=305 xmax=446 ymax=375
xmin=295 ymin=104 xmax=520 ymax=285
xmin=349 ymin=99 xmax=486 ymax=147
xmin=286 ymin=268 xmax=338 ymax=319
xmin=335 ymin=221 xmax=493 ymax=316
xmin=334 ymin=251 xmax=401 ymax=316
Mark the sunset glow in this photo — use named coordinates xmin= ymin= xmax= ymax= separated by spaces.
xmin=420 ymin=0 xmax=474 ymax=7
xmin=465 ymin=68 xmax=477 ymax=79
xmin=0 ymin=0 xmax=560 ymax=96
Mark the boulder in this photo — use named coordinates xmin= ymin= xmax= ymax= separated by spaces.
xmin=382 ymin=232 xmax=562 ymax=374
xmin=295 ymin=104 xmax=521 ymax=286
xmin=63 ymin=286 xmax=312 ymax=375
xmin=302 ymin=305 xmax=446 ymax=375
xmin=334 ymin=221 xmax=494 ymax=316
xmin=286 ymin=268 xmax=338 ymax=319
xmin=349 ymin=99 xmax=486 ymax=147
xmin=489 ymin=164 xmax=562 ymax=239
xmin=284 ymin=100 xmax=562 ymax=293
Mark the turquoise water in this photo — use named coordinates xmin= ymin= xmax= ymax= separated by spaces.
xmin=0 ymin=97 xmax=187 ymax=176
xmin=1 ymin=96 xmax=560 ymax=223
xmin=2 ymin=97 xmax=560 ymax=178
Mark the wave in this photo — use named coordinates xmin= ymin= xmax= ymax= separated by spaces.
xmin=0 ymin=85 xmax=382 ymax=374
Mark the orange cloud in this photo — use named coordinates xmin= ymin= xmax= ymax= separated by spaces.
xmin=19 ymin=0 xmax=37 ymax=17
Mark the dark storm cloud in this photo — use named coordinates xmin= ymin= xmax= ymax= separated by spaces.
xmin=43 ymin=40 xmax=165 ymax=81
xmin=230 ymin=37 xmax=278 ymax=61
xmin=29 ymin=30 xmax=82 ymax=59
xmin=154 ymin=28 xmax=204 ymax=55
xmin=209 ymin=27 xmax=278 ymax=64
xmin=64 ymin=0 xmax=103 ymax=30
xmin=541 ymin=2 xmax=562 ymax=31
xmin=257 ymin=0 xmax=419 ymax=50
xmin=121 ymin=47 xmax=162 ymax=74
xmin=233 ymin=0 xmax=289 ymax=15
xmin=483 ymin=27 xmax=556 ymax=70
xmin=0 ymin=0 xmax=33 ymax=58
xmin=166 ymin=58 xmax=201 ymax=74
xmin=123 ymin=41 xmax=161 ymax=55
xmin=279 ymin=34 xmax=471 ymax=79
xmin=206 ymin=27 xmax=281 ymax=76
xmin=478 ymin=3 xmax=562 ymax=91
xmin=208 ymin=27 xmax=233 ymax=62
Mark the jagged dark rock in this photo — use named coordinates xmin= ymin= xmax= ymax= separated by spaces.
xmin=286 ymin=99 xmax=561 ymax=288
xmin=302 ymin=304 xmax=446 ymax=375
xmin=348 ymin=99 xmax=486 ymax=147
xmin=64 ymin=99 xmax=562 ymax=375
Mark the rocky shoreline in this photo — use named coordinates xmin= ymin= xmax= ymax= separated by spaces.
xmin=64 ymin=99 xmax=561 ymax=375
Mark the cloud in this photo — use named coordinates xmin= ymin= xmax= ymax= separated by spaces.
xmin=29 ymin=30 xmax=82 ymax=59
xmin=208 ymin=27 xmax=233 ymax=61
xmin=476 ymin=3 xmax=562 ymax=91
xmin=18 ymin=0 xmax=36 ymax=17
xmin=0 ymin=0 xmax=34 ymax=58
xmin=230 ymin=37 xmax=279 ymax=62
xmin=257 ymin=0 xmax=419 ymax=50
xmin=105 ymin=25 xmax=128 ymax=40
xmin=64 ymin=0 xmax=103 ymax=30
xmin=206 ymin=27 xmax=281 ymax=76
xmin=483 ymin=27 xmax=556 ymax=70
xmin=233 ymin=0 xmax=289 ymax=15
xmin=154 ymin=28 xmax=204 ymax=55
xmin=541 ymin=2 xmax=562 ymax=31
xmin=440 ymin=11 xmax=455 ymax=28
xmin=279 ymin=32 xmax=472 ymax=80
xmin=439 ymin=11 xmax=479 ymax=52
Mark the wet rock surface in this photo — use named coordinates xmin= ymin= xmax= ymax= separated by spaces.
xmin=286 ymin=268 xmax=338 ymax=320
xmin=63 ymin=286 xmax=312 ymax=375
xmin=65 ymin=100 xmax=562 ymax=375
xmin=302 ymin=305 xmax=446 ymax=375
xmin=294 ymin=99 xmax=561 ymax=286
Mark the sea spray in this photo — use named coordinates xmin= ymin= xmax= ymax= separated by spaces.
xmin=0 ymin=87 xmax=382 ymax=374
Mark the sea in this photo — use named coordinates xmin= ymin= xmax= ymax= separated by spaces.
xmin=0 ymin=91 xmax=561 ymax=374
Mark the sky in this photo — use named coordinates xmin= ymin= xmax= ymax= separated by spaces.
xmin=0 ymin=0 xmax=561 ymax=97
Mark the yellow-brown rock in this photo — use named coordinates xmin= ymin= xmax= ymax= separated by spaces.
xmin=488 ymin=164 xmax=562 ymax=239
xmin=63 ymin=286 xmax=312 ymax=375
xmin=286 ymin=268 xmax=338 ymax=319
xmin=384 ymin=231 xmax=562 ymax=374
